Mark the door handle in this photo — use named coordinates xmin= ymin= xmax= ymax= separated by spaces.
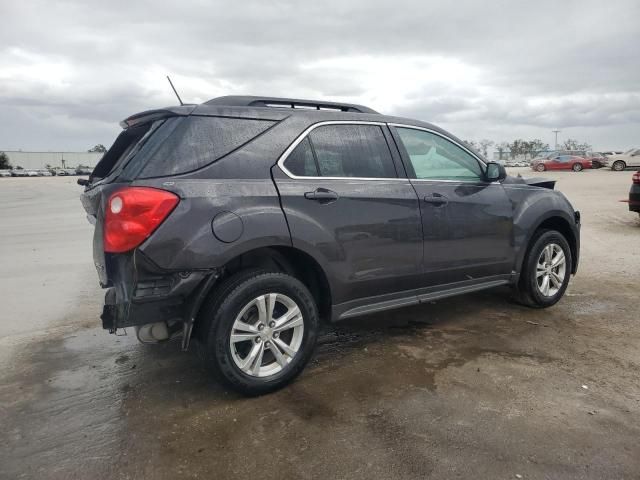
xmin=304 ymin=188 xmax=339 ymax=203
xmin=423 ymin=193 xmax=448 ymax=206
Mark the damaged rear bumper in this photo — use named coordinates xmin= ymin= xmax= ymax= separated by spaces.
xmin=100 ymin=251 xmax=220 ymax=340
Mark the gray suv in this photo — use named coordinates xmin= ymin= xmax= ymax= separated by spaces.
xmin=80 ymin=96 xmax=580 ymax=395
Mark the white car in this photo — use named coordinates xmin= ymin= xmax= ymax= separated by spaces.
xmin=610 ymin=148 xmax=640 ymax=171
xmin=26 ymin=170 xmax=39 ymax=177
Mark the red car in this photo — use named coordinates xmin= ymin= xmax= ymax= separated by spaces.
xmin=531 ymin=154 xmax=592 ymax=172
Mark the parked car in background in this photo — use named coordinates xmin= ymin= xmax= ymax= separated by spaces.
xmin=56 ymin=169 xmax=77 ymax=176
xmin=531 ymin=154 xmax=591 ymax=172
xmin=25 ymin=170 xmax=39 ymax=177
xmin=37 ymin=169 xmax=53 ymax=176
xmin=609 ymin=148 xmax=640 ymax=171
xmin=11 ymin=169 xmax=27 ymax=177
xmin=585 ymin=152 xmax=608 ymax=168
xmin=79 ymin=95 xmax=581 ymax=395
xmin=0 ymin=170 xmax=11 ymax=177
xmin=628 ymin=171 xmax=640 ymax=218
xmin=602 ymin=151 xmax=624 ymax=157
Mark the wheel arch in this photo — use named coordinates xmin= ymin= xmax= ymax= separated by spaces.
xmin=521 ymin=214 xmax=579 ymax=276
xmin=201 ymin=245 xmax=332 ymax=322
xmin=612 ymin=159 xmax=627 ymax=170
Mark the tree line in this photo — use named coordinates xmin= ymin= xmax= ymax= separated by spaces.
xmin=464 ymin=138 xmax=592 ymax=160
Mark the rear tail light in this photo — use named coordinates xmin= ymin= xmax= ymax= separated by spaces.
xmin=104 ymin=187 xmax=179 ymax=253
xmin=633 ymin=171 xmax=640 ymax=185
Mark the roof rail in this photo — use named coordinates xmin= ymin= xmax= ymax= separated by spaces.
xmin=204 ymin=95 xmax=379 ymax=114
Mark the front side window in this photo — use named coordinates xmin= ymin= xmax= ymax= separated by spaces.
xmin=395 ymin=127 xmax=483 ymax=181
xmin=283 ymin=124 xmax=396 ymax=178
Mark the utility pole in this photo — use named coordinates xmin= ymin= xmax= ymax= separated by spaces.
xmin=552 ymin=129 xmax=561 ymax=150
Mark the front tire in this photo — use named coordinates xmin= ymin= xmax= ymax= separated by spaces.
xmin=612 ymin=160 xmax=626 ymax=171
xmin=198 ymin=271 xmax=319 ymax=396
xmin=514 ymin=230 xmax=572 ymax=308
xmin=572 ymin=163 xmax=583 ymax=172
xmin=535 ymin=164 xmax=545 ymax=172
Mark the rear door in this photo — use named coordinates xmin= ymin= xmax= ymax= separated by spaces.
xmin=390 ymin=125 xmax=514 ymax=286
xmin=273 ymin=121 xmax=423 ymax=306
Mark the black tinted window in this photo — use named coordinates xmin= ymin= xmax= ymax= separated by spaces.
xmin=284 ymin=137 xmax=319 ymax=176
xmin=308 ymin=125 xmax=396 ymax=178
xmin=135 ymin=116 xmax=274 ymax=178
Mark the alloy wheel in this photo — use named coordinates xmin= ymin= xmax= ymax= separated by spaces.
xmin=229 ymin=293 xmax=304 ymax=377
xmin=535 ymin=243 xmax=567 ymax=297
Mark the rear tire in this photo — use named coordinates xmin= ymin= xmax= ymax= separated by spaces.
xmin=612 ymin=160 xmax=626 ymax=171
xmin=572 ymin=163 xmax=583 ymax=172
xmin=514 ymin=229 xmax=572 ymax=308
xmin=197 ymin=271 xmax=319 ymax=396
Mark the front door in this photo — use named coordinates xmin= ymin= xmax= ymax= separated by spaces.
xmin=391 ymin=125 xmax=515 ymax=286
xmin=273 ymin=122 xmax=423 ymax=306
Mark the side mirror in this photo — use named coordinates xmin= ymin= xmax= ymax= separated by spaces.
xmin=486 ymin=162 xmax=507 ymax=182
xmin=77 ymin=178 xmax=90 ymax=187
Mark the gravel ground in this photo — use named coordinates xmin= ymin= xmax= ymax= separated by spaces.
xmin=0 ymin=169 xmax=639 ymax=480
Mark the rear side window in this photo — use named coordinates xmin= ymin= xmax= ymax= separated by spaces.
xmin=283 ymin=124 xmax=396 ymax=178
xmin=133 ymin=116 xmax=274 ymax=178
xmin=284 ymin=137 xmax=319 ymax=176
xmin=309 ymin=124 xmax=396 ymax=178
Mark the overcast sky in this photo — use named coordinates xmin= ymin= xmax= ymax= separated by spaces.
xmin=1 ymin=0 xmax=639 ymax=152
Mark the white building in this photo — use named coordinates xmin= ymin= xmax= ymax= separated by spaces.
xmin=1 ymin=151 xmax=103 ymax=170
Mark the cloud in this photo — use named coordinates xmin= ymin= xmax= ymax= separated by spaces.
xmin=0 ymin=0 xmax=639 ymax=151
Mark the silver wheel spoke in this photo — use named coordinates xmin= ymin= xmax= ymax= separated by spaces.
xmin=234 ymin=321 xmax=258 ymax=333
xmin=256 ymin=295 xmax=267 ymax=323
xmin=269 ymin=341 xmax=288 ymax=367
xmin=266 ymin=293 xmax=277 ymax=322
xmin=550 ymin=271 xmax=563 ymax=287
xmin=231 ymin=333 xmax=256 ymax=343
xmin=541 ymin=274 xmax=550 ymax=296
xmin=239 ymin=341 xmax=264 ymax=372
xmin=250 ymin=342 xmax=265 ymax=376
xmin=536 ymin=265 xmax=546 ymax=278
xmin=274 ymin=337 xmax=296 ymax=357
xmin=551 ymin=250 xmax=565 ymax=268
xmin=274 ymin=306 xmax=302 ymax=332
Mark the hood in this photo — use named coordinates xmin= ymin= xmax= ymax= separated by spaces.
xmin=503 ymin=174 xmax=556 ymax=190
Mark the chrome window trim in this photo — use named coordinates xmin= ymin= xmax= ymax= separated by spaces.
xmin=277 ymin=120 xmax=407 ymax=181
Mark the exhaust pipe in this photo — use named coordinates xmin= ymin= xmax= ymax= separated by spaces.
xmin=135 ymin=322 xmax=170 ymax=344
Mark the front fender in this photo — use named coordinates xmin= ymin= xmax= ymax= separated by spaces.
xmin=505 ymin=185 xmax=579 ymax=277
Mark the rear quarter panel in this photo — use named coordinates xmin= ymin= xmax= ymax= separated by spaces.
xmin=133 ymin=178 xmax=291 ymax=270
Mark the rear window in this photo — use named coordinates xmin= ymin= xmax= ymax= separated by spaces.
xmin=91 ymin=122 xmax=155 ymax=180
xmin=131 ymin=116 xmax=274 ymax=178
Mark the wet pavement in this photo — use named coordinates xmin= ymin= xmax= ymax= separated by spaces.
xmin=1 ymin=170 xmax=639 ymax=479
